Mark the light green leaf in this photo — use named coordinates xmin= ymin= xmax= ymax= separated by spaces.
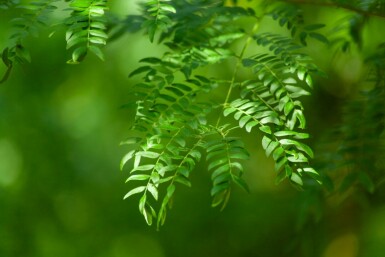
xmin=123 ymin=186 xmax=146 ymax=199
xmin=245 ymin=120 xmax=258 ymax=132
xmin=88 ymin=45 xmax=104 ymax=61
xmin=159 ymin=3 xmax=176 ymax=13
xmin=290 ymin=173 xmax=303 ymax=186
xmin=265 ymin=140 xmax=279 ymax=157
xmin=125 ymin=174 xmax=150 ymax=182
xmin=211 ymin=164 xmax=230 ymax=179
xmin=147 ymin=183 xmax=158 ymax=200
xmin=133 ymin=164 xmax=155 ymax=171
xmin=120 ymin=150 xmax=135 ymax=170
xmin=136 ymin=151 xmax=160 ymax=159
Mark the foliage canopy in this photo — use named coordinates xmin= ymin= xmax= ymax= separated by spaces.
xmin=1 ymin=0 xmax=385 ymax=233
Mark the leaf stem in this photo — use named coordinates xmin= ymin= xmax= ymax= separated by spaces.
xmin=216 ymin=21 xmax=261 ymax=127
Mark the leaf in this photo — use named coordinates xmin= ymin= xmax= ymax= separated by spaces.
xmin=71 ymin=46 xmax=87 ymax=62
xmin=88 ymin=45 xmax=104 ymax=60
xmin=129 ymin=66 xmax=152 ymax=77
xmin=245 ymin=120 xmax=258 ymax=132
xmin=304 ymin=24 xmax=325 ymax=31
xmin=174 ymin=175 xmax=192 ymax=187
xmin=167 ymin=184 xmax=176 ymax=197
xmin=308 ymin=32 xmax=329 ymax=44
xmin=262 ymin=136 xmax=272 ymax=150
xmin=125 ymin=174 xmax=150 ymax=182
xmin=211 ymin=182 xmax=229 ymax=196
xmin=290 ymin=173 xmax=303 ymax=186
xmin=140 ymin=57 xmax=161 ymax=64
xmin=120 ymin=150 xmax=135 ymax=170
xmin=136 ymin=151 xmax=160 ymax=159
xmin=133 ymin=164 xmax=156 ymax=171
xmin=211 ymin=164 xmax=230 ymax=179
xmin=123 ymin=186 xmax=146 ymax=199
xmin=305 ymin=74 xmax=313 ymax=88
xmin=239 ymin=115 xmax=252 ymax=128
xmin=147 ymin=183 xmax=158 ymax=200
xmin=233 ymin=176 xmax=249 ymax=193
xmin=143 ymin=206 xmax=153 ymax=226
xmin=120 ymin=137 xmax=142 ymax=145
xmin=265 ymin=140 xmax=279 ymax=157
xmin=259 ymin=126 xmax=272 ymax=134
xmin=159 ymin=3 xmax=176 ymax=13
xmin=89 ymin=37 xmax=106 ymax=45
xmin=273 ymin=146 xmax=285 ymax=161
xmin=274 ymin=131 xmax=309 ymax=139
xmin=224 ymin=107 xmax=236 ymax=117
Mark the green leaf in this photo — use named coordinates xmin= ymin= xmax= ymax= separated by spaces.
xmin=129 ymin=66 xmax=152 ymax=77
xmin=120 ymin=150 xmax=135 ymax=170
xmin=133 ymin=164 xmax=156 ymax=171
xmin=290 ymin=173 xmax=303 ymax=186
xmin=308 ymin=32 xmax=329 ymax=44
xmin=167 ymin=184 xmax=176 ymax=197
xmin=88 ymin=45 xmax=104 ymax=60
xmin=159 ymin=3 xmax=176 ymax=13
xmin=224 ymin=107 xmax=236 ymax=117
xmin=273 ymin=146 xmax=285 ymax=161
xmin=147 ymin=183 xmax=158 ymax=200
xmin=120 ymin=137 xmax=142 ymax=145
xmin=89 ymin=37 xmax=106 ymax=45
xmin=304 ymin=24 xmax=325 ymax=31
xmin=265 ymin=140 xmax=279 ymax=157
xmin=245 ymin=120 xmax=258 ymax=132
xmin=233 ymin=176 xmax=249 ymax=193
xmin=71 ymin=46 xmax=87 ymax=62
xmin=274 ymin=131 xmax=309 ymax=139
xmin=239 ymin=115 xmax=252 ymax=128
xmin=211 ymin=182 xmax=229 ymax=196
xmin=174 ymin=175 xmax=192 ymax=187
xmin=262 ymin=136 xmax=272 ymax=150
xmin=125 ymin=174 xmax=150 ymax=182
xmin=136 ymin=151 xmax=160 ymax=159
xmin=259 ymin=126 xmax=272 ymax=134
xmin=211 ymin=164 xmax=230 ymax=179
xmin=123 ymin=186 xmax=146 ymax=199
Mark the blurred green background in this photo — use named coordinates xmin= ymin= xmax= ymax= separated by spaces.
xmin=1 ymin=1 xmax=385 ymax=257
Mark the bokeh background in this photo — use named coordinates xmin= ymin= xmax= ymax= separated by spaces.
xmin=1 ymin=1 xmax=385 ymax=257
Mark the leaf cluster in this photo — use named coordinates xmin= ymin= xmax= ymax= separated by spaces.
xmin=65 ymin=0 xmax=108 ymax=63
xmin=120 ymin=0 xmax=324 ymax=227
xmin=1 ymin=0 xmax=59 ymax=83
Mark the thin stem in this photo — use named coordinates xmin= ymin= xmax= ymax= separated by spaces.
xmin=216 ymin=21 xmax=260 ymax=127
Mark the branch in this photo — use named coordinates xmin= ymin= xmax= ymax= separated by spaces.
xmin=284 ymin=0 xmax=385 ymax=19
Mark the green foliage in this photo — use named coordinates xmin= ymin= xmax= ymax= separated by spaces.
xmin=142 ymin=0 xmax=176 ymax=42
xmin=0 ymin=0 xmax=109 ymax=82
xmin=0 ymin=0 xmax=18 ymax=9
xmin=319 ymin=44 xmax=385 ymax=194
xmin=65 ymin=0 xmax=108 ymax=63
xmin=1 ymin=0 xmax=59 ymax=82
xmin=269 ymin=2 xmax=329 ymax=45
xmin=2 ymin=0 xmax=385 ymax=232
xmin=119 ymin=0 xmax=325 ymax=227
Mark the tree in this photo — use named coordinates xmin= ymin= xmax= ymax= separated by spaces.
xmin=1 ymin=0 xmax=385 ymax=256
